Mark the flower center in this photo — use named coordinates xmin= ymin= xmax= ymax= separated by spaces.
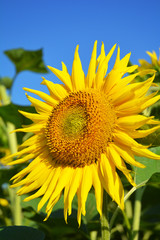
xmin=45 ymin=89 xmax=116 ymax=168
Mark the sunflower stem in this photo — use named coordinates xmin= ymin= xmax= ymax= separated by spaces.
xmin=110 ymin=181 xmax=147 ymax=231
xmin=0 ymin=84 xmax=22 ymax=225
xmin=132 ymin=187 xmax=145 ymax=240
xmin=101 ymin=190 xmax=110 ymax=240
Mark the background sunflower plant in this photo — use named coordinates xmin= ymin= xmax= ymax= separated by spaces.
xmin=0 ymin=43 xmax=160 ymax=240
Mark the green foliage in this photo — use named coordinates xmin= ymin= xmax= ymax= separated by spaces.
xmin=0 ymin=226 xmax=45 ymax=240
xmin=0 ymin=104 xmax=36 ymax=144
xmin=0 ymin=104 xmax=36 ymax=128
xmin=134 ymin=147 xmax=160 ymax=185
xmin=0 ymin=47 xmax=160 ymax=240
xmin=147 ymin=172 xmax=160 ymax=187
xmin=4 ymin=48 xmax=48 ymax=74
xmin=0 ymin=77 xmax=13 ymax=89
xmin=0 ymin=166 xmax=23 ymax=185
xmin=137 ymin=124 xmax=160 ymax=147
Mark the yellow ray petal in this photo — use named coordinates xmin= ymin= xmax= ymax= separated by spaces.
xmin=11 ymin=154 xmax=43 ymax=181
xmin=45 ymin=167 xmax=73 ymax=215
xmin=128 ymin=125 xmax=160 ymax=139
xmin=77 ymin=187 xmax=82 ymax=227
xmin=80 ymin=166 xmax=92 ymax=215
xmin=86 ymin=41 xmax=97 ymax=88
xmin=141 ymin=94 xmax=160 ymax=111
xmin=67 ymin=168 xmax=82 ymax=216
xmin=41 ymin=77 xmax=68 ymax=100
xmin=17 ymin=171 xmax=48 ymax=195
xmin=132 ymin=147 xmax=160 ymax=160
xmin=114 ymin=172 xmax=124 ymax=209
xmin=108 ymin=146 xmax=136 ymax=186
xmin=3 ymin=144 xmax=38 ymax=163
xmin=117 ymin=52 xmax=131 ymax=70
xmin=113 ymin=130 xmax=148 ymax=149
xmin=113 ymin=46 xmax=120 ymax=68
xmin=48 ymin=65 xmax=73 ymax=91
xmin=103 ymin=52 xmax=136 ymax=94
xmin=23 ymin=88 xmax=58 ymax=106
xmin=133 ymin=74 xmax=155 ymax=99
xmin=8 ymin=147 xmax=44 ymax=166
xmin=99 ymin=153 xmax=115 ymax=200
xmin=110 ymin=74 xmax=155 ymax=105
xmin=113 ymin=143 xmax=146 ymax=168
xmin=13 ymin=123 xmax=44 ymax=133
xmin=20 ymin=134 xmax=44 ymax=147
xmin=96 ymin=42 xmax=105 ymax=67
xmin=37 ymin=167 xmax=62 ymax=211
xmin=44 ymin=194 xmax=61 ymax=221
xmin=19 ymin=110 xmax=48 ymax=123
xmin=11 ymin=161 xmax=46 ymax=188
xmin=71 ymin=45 xmax=85 ymax=91
xmin=95 ymin=44 xmax=116 ymax=89
xmin=26 ymin=94 xmax=53 ymax=113
xmin=24 ymin=170 xmax=54 ymax=202
xmin=92 ymin=164 xmax=103 ymax=216
xmin=117 ymin=115 xmax=153 ymax=130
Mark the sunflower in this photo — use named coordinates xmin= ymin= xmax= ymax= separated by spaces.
xmin=4 ymin=41 xmax=160 ymax=226
xmin=139 ymin=49 xmax=160 ymax=71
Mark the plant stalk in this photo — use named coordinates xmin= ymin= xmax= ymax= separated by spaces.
xmin=101 ymin=190 xmax=110 ymax=240
xmin=132 ymin=187 xmax=145 ymax=240
xmin=0 ymin=84 xmax=22 ymax=225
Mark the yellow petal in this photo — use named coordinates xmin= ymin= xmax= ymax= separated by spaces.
xmin=132 ymin=147 xmax=160 ymax=160
xmin=108 ymin=146 xmax=136 ymax=186
xmin=117 ymin=115 xmax=153 ymax=129
xmin=41 ymin=77 xmax=68 ymax=100
xmin=99 ymin=153 xmax=115 ymax=200
xmin=114 ymin=172 xmax=124 ymax=210
xmin=19 ymin=110 xmax=48 ymax=123
xmin=24 ymin=171 xmax=54 ymax=202
xmin=127 ymin=125 xmax=160 ymax=139
xmin=113 ymin=130 xmax=148 ymax=149
xmin=80 ymin=166 xmax=92 ymax=215
xmin=13 ymin=123 xmax=44 ymax=133
xmin=96 ymin=44 xmax=116 ymax=89
xmin=71 ymin=45 xmax=85 ymax=91
xmin=67 ymin=168 xmax=82 ymax=216
xmin=97 ymin=42 xmax=105 ymax=67
xmin=48 ymin=65 xmax=73 ymax=91
xmin=92 ymin=164 xmax=103 ymax=216
xmin=86 ymin=41 xmax=97 ymax=88
xmin=113 ymin=143 xmax=146 ymax=168
xmin=44 ymin=194 xmax=61 ymax=221
xmin=45 ymin=167 xmax=73 ymax=212
xmin=26 ymin=94 xmax=53 ymax=113
xmin=23 ymin=87 xmax=58 ymax=106
xmin=141 ymin=94 xmax=160 ymax=110
xmin=37 ymin=167 xmax=62 ymax=211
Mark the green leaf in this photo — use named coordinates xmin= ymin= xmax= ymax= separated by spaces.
xmin=0 ymin=226 xmax=45 ymax=240
xmin=134 ymin=147 xmax=160 ymax=185
xmin=0 ymin=103 xmax=36 ymax=128
xmin=0 ymin=166 xmax=23 ymax=185
xmin=0 ymin=103 xmax=37 ymax=144
xmin=85 ymin=192 xmax=98 ymax=222
xmin=4 ymin=48 xmax=48 ymax=74
xmin=0 ymin=77 xmax=13 ymax=89
xmin=137 ymin=124 xmax=160 ymax=147
xmin=147 ymin=172 xmax=160 ymax=187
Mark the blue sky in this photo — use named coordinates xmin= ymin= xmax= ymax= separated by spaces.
xmin=1 ymin=0 xmax=160 ymax=105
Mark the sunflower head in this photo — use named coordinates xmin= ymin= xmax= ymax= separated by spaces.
xmin=138 ymin=48 xmax=160 ymax=72
xmin=45 ymin=89 xmax=116 ymax=168
xmin=4 ymin=41 xmax=160 ymax=226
